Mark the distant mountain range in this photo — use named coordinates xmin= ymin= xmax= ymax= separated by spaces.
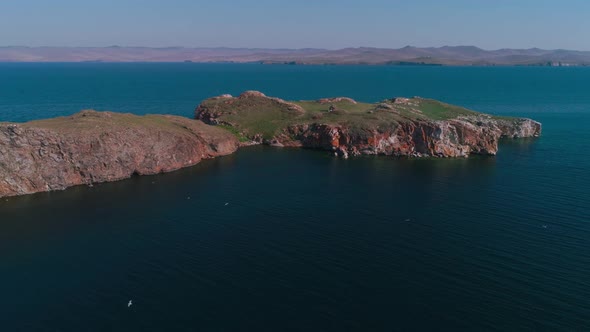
xmin=1 ymin=46 xmax=590 ymax=65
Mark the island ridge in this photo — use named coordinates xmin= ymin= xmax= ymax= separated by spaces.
xmin=196 ymin=91 xmax=541 ymax=158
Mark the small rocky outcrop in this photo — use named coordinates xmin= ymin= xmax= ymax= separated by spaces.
xmin=0 ymin=111 xmax=239 ymax=198
xmin=210 ymin=94 xmax=233 ymax=100
xmin=317 ymin=97 xmax=357 ymax=104
xmin=239 ymin=91 xmax=266 ymax=98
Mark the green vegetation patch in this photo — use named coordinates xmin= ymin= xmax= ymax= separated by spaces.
xmin=410 ymin=99 xmax=479 ymax=120
xmin=198 ymin=94 xmax=487 ymax=140
xmin=217 ymin=124 xmax=250 ymax=142
xmin=20 ymin=110 xmax=227 ymax=138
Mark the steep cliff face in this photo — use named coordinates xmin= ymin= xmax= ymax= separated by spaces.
xmin=196 ymin=91 xmax=541 ymax=158
xmin=0 ymin=110 xmax=239 ymax=198
xmin=276 ymin=117 xmax=540 ymax=158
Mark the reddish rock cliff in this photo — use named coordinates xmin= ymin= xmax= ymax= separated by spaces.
xmin=195 ymin=92 xmax=541 ymax=158
xmin=275 ymin=117 xmax=541 ymax=158
xmin=0 ymin=110 xmax=239 ymax=198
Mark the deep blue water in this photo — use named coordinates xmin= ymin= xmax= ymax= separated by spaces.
xmin=0 ymin=64 xmax=589 ymax=331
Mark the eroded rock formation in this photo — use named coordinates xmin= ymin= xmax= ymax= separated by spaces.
xmin=275 ymin=117 xmax=541 ymax=158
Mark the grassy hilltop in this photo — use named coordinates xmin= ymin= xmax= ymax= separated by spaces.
xmin=195 ymin=91 xmax=483 ymax=140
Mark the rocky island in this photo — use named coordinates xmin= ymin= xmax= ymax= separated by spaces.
xmin=0 ymin=92 xmax=541 ymax=198
xmin=0 ymin=111 xmax=239 ymax=198
xmin=196 ymin=91 xmax=541 ymax=158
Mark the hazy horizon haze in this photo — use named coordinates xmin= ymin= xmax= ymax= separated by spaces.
xmin=0 ymin=0 xmax=589 ymax=50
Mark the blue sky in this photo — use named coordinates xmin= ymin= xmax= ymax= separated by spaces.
xmin=0 ymin=0 xmax=588 ymax=50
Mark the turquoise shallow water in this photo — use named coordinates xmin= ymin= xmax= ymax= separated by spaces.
xmin=0 ymin=64 xmax=589 ymax=331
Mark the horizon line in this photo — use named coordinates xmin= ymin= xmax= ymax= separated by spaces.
xmin=2 ymin=45 xmax=590 ymax=52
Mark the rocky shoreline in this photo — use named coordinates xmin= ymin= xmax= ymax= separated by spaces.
xmin=196 ymin=91 xmax=541 ymax=158
xmin=273 ymin=117 xmax=540 ymax=158
xmin=0 ymin=93 xmax=541 ymax=198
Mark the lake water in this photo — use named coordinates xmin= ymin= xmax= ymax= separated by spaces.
xmin=0 ymin=64 xmax=589 ymax=331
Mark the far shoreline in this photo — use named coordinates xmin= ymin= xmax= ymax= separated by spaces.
xmin=0 ymin=61 xmax=588 ymax=67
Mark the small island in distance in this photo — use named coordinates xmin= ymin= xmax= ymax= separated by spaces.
xmin=0 ymin=92 xmax=540 ymax=198
xmin=1 ymin=45 xmax=590 ymax=66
